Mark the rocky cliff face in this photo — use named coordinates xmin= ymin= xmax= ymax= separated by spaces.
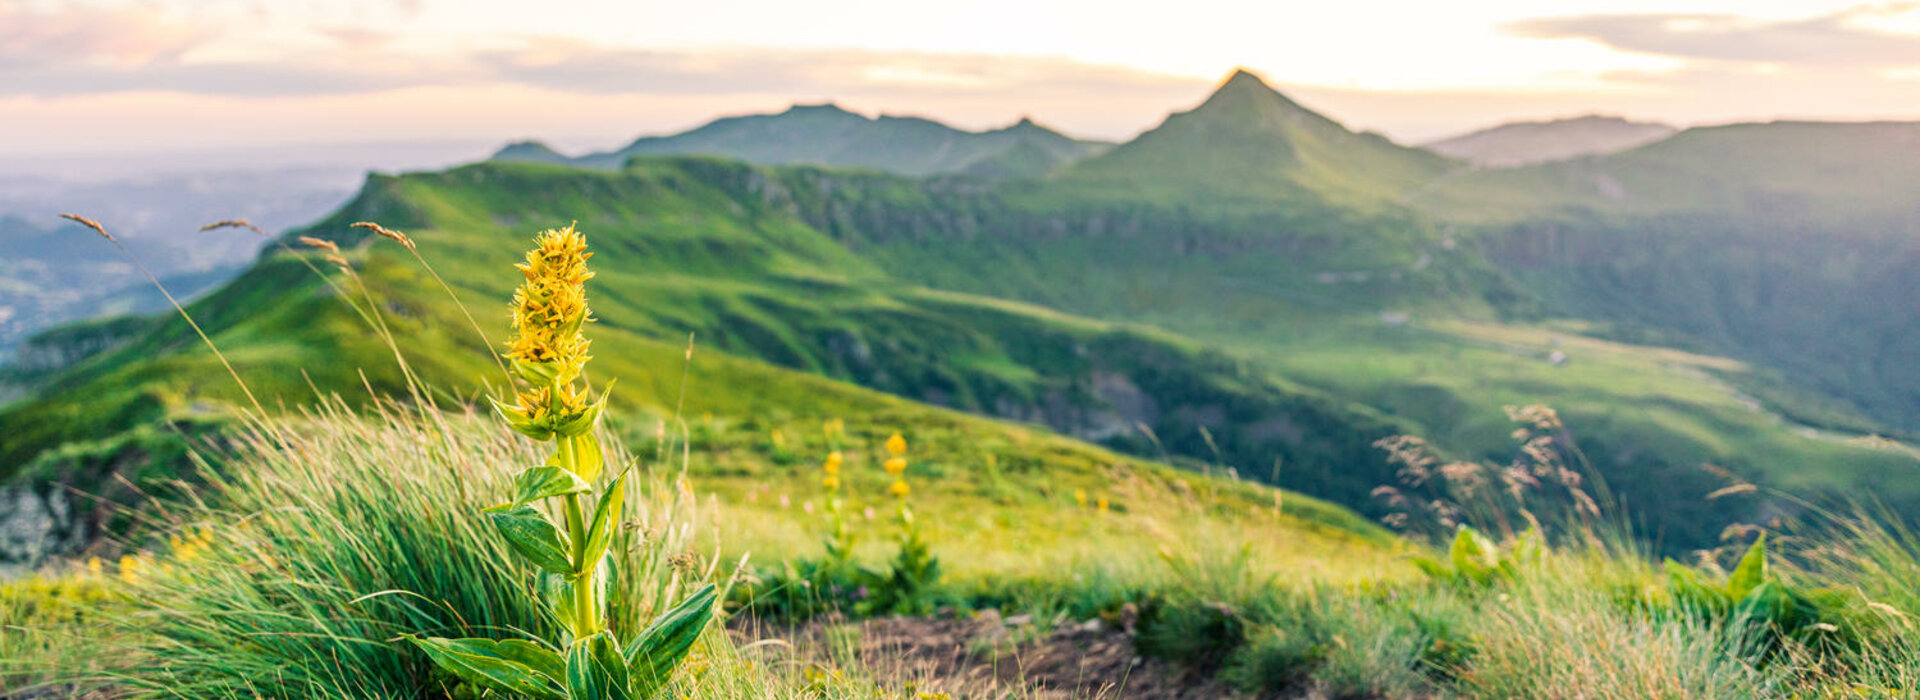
xmin=0 ymin=482 xmax=87 ymax=567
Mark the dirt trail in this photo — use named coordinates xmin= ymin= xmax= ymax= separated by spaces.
xmin=734 ymin=610 xmax=1244 ymax=699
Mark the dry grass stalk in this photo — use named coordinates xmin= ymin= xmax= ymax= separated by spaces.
xmin=61 ymin=213 xmax=267 ymax=419
xmin=60 ymin=213 xmax=113 ymax=240
xmin=351 ymin=221 xmax=415 ymax=251
xmin=199 ymin=219 xmax=267 ymax=236
xmin=297 ymin=236 xmax=341 ymax=254
xmin=351 ymin=220 xmax=510 ymax=381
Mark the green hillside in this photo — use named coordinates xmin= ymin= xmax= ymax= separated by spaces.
xmin=495 ymin=105 xmax=1111 ymax=178
xmin=1416 ymin=121 xmax=1920 ymax=431
xmin=10 ymin=71 xmax=1920 ymax=566
xmin=1418 ymin=121 xmax=1920 ymax=222
xmin=10 ymin=150 xmax=1915 ymax=558
xmin=0 ymin=159 xmax=1415 ymax=548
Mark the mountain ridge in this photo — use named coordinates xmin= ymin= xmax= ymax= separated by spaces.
xmin=1422 ymin=115 xmax=1677 ymax=167
xmin=491 ymin=103 xmax=1113 ymax=178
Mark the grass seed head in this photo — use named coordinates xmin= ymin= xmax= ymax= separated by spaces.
xmin=351 ymin=221 xmax=416 ymax=251
xmin=297 ymin=236 xmax=341 ymax=253
xmin=59 ymin=213 xmax=113 ymax=241
xmin=200 ymin=219 xmax=267 ymax=236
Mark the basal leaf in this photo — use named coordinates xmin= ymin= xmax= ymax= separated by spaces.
xmin=626 ymin=583 xmax=718 ymax=698
xmin=1727 ymin=533 xmax=1768 ymax=600
xmin=567 ymin=631 xmax=633 ymax=700
xmin=1450 ymin=526 xmax=1495 ymax=586
xmin=408 ymin=636 xmax=566 ymax=700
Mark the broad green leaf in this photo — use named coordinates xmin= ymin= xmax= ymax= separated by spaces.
xmin=568 ymin=433 xmax=606 ymax=483
xmin=487 ymin=466 xmax=591 ymax=513
xmin=1450 ymin=526 xmax=1495 ymax=586
xmin=513 ymin=358 xmax=562 ymax=385
xmin=1666 ymin=560 xmax=1731 ymax=614
xmin=1727 ymin=534 xmax=1768 ymax=600
xmin=496 ymin=639 xmax=568 ymax=684
xmin=1409 ymin=556 xmax=1448 ymax=581
xmin=491 ymin=397 xmax=556 ymax=441
xmin=489 ymin=506 xmax=574 ymax=574
xmin=545 ymin=574 xmax=580 ymax=636
xmin=554 ymin=388 xmax=612 ymax=440
xmin=580 ymin=472 xmax=629 ymax=574
xmin=407 ymin=636 xmax=566 ymax=700
xmin=567 ymin=631 xmax=633 ymax=700
xmin=626 ymin=583 xmax=718 ymax=698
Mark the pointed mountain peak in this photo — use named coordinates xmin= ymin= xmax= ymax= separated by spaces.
xmin=1179 ymin=68 xmax=1328 ymax=132
xmin=1222 ymin=67 xmax=1271 ymax=90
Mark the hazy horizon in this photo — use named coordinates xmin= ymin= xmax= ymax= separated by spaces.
xmin=9 ymin=0 xmax=1920 ymax=157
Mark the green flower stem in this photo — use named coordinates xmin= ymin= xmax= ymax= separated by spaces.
xmin=555 ymin=428 xmax=601 ymax=639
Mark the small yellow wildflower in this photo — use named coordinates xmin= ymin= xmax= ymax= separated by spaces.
xmin=1074 ymin=488 xmax=1088 ymax=508
xmin=889 ymin=480 xmax=911 ymax=499
xmin=118 ymin=555 xmax=142 ymax=585
xmin=824 ymin=451 xmax=843 ymax=475
xmin=886 ymin=433 xmax=907 ymax=456
xmin=771 ymin=428 xmax=785 ymax=447
xmin=85 ymin=557 xmax=103 ymax=576
xmin=884 ymin=457 xmax=907 ymax=476
xmin=823 ymin=475 xmax=840 ymax=491
xmin=1097 ymin=495 xmax=1110 ymax=514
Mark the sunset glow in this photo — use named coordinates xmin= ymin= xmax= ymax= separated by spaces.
xmin=8 ymin=0 xmax=1920 ymax=153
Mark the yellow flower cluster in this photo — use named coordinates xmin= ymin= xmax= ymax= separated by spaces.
xmin=118 ymin=554 xmax=145 ymax=584
xmin=496 ymin=225 xmax=605 ymax=441
xmin=506 ymin=224 xmax=595 ymax=376
xmin=169 ymin=527 xmax=213 ymax=563
xmin=885 ymin=433 xmax=909 ymax=499
xmin=822 ymin=450 xmax=843 ymax=491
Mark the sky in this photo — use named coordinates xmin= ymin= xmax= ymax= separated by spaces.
xmin=6 ymin=0 xmax=1920 ymax=157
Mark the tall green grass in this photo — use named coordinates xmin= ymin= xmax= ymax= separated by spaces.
xmin=12 ymin=399 xmax=756 ymax=699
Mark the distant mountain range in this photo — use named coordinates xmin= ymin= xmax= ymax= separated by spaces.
xmin=493 ymin=104 xmax=1113 ymax=178
xmin=11 ymin=69 xmax=1920 ymax=560
xmin=1422 ymin=115 xmax=1678 ymax=167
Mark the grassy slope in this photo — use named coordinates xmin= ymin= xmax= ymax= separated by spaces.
xmin=1412 ymin=121 xmax=1920 ymax=433
xmin=12 ymin=151 xmax=1916 ymax=555
xmin=705 ymin=153 xmax=1918 ymax=548
xmin=0 ymin=160 xmax=1397 ymax=557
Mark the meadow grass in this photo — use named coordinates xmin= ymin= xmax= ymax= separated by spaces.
xmin=11 ymin=209 xmax=1920 ymax=699
xmin=0 ymin=399 xmax=783 ymax=699
xmin=12 ymin=379 xmax=1920 ymax=699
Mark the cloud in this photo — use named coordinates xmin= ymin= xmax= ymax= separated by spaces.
xmin=0 ymin=3 xmax=216 ymax=70
xmin=0 ymin=14 xmax=1199 ymax=104
xmin=475 ymin=45 xmax=1197 ymax=98
xmin=1507 ymin=3 xmax=1920 ymax=67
